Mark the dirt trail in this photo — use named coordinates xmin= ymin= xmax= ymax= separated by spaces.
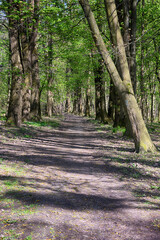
xmin=0 ymin=114 xmax=160 ymax=239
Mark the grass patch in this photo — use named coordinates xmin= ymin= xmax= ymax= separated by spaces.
xmin=11 ymin=204 xmax=37 ymax=216
xmin=147 ymin=123 xmax=160 ymax=133
xmin=0 ymin=223 xmax=34 ymax=239
xmin=150 ymin=185 xmax=160 ymax=190
xmin=0 ymin=116 xmax=61 ymax=140
xmin=0 ymin=171 xmax=38 ymax=237
xmin=4 ymin=179 xmax=18 ymax=188
xmin=0 ymin=229 xmax=21 ymax=240
xmin=0 ymin=157 xmax=5 ymax=163
xmin=2 ymin=219 xmax=18 ymax=224
xmin=23 ymin=134 xmax=32 ymax=138
xmin=0 ymin=115 xmax=7 ymax=121
xmin=0 ymin=162 xmax=25 ymax=176
xmin=24 ymin=119 xmax=59 ymax=128
xmin=112 ymin=126 xmax=126 ymax=134
xmin=25 ymin=235 xmax=33 ymax=240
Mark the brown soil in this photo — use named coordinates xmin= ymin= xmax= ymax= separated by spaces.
xmin=0 ymin=114 xmax=160 ymax=240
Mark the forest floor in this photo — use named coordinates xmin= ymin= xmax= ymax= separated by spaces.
xmin=0 ymin=114 xmax=160 ymax=240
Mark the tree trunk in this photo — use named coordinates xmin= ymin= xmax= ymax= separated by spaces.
xmin=123 ymin=0 xmax=130 ymax=64
xmin=92 ymin=56 xmax=108 ymax=123
xmin=77 ymin=88 xmax=83 ymax=115
xmin=47 ymin=35 xmax=54 ymax=117
xmin=47 ymin=90 xmax=53 ymax=117
xmin=79 ymin=0 xmax=157 ymax=152
xmin=73 ymin=93 xmax=78 ymax=114
xmin=107 ymin=0 xmax=127 ymax=127
xmin=108 ymin=80 xmax=114 ymax=120
xmin=85 ymin=86 xmax=91 ymax=117
xmin=21 ymin=25 xmax=32 ymax=121
xmin=149 ymin=76 xmax=155 ymax=123
xmin=140 ymin=0 xmax=146 ymax=119
xmin=94 ymin=59 xmax=102 ymax=121
xmin=7 ymin=1 xmax=23 ymax=127
xmin=65 ymin=94 xmax=72 ymax=113
xmin=158 ymin=89 xmax=160 ymax=122
xmin=153 ymin=38 xmax=160 ymax=122
xmin=130 ymin=0 xmax=137 ymax=94
xmin=7 ymin=39 xmax=11 ymax=111
xmin=30 ymin=0 xmax=41 ymax=121
xmin=100 ymin=75 xmax=108 ymax=123
xmin=65 ymin=65 xmax=72 ymax=113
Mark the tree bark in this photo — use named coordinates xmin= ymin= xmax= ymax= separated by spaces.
xmin=130 ymin=0 xmax=137 ymax=93
xmin=153 ymin=38 xmax=160 ymax=122
xmin=85 ymin=86 xmax=91 ymax=117
xmin=100 ymin=76 xmax=108 ymax=123
xmin=140 ymin=0 xmax=146 ymax=119
xmin=92 ymin=53 xmax=108 ymax=123
xmin=7 ymin=0 xmax=23 ymax=127
xmin=77 ymin=88 xmax=83 ymax=115
xmin=79 ymin=0 xmax=156 ymax=152
xmin=94 ymin=59 xmax=103 ymax=121
xmin=73 ymin=92 xmax=78 ymax=114
xmin=65 ymin=94 xmax=72 ymax=113
xmin=47 ymin=35 xmax=54 ymax=117
xmin=21 ymin=21 xmax=32 ymax=121
xmin=47 ymin=89 xmax=53 ymax=117
xmin=108 ymin=80 xmax=114 ymax=120
xmin=30 ymin=0 xmax=41 ymax=121
xmin=107 ymin=0 xmax=127 ymax=127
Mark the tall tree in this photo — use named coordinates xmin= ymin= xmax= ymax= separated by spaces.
xmin=79 ymin=0 xmax=157 ymax=152
xmin=20 ymin=1 xmax=32 ymax=121
xmin=140 ymin=0 xmax=146 ymax=118
xmin=130 ymin=0 xmax=137 ymax=93
xmin=153 ymin=38 xmax=160 ymax=121
xmin=47 ymin=34 xmax=54 ymax=117
xmin=29 ymin=0 xmax=41 ymax=120
xmin=92 ymin=55 xmax=108 ymax=123
xmin=7 ymin=0 xmax=23 ymax=126
xmin=5 ymin=0 xmax=41 ymax=124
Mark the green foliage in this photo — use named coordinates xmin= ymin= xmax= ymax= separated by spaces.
xmin=0 ymin=28 xmax=9 ymax=114
xmin=0 ymin=0 xmax=160 ymax=122
xmin=4 ymin=180 xmax=18 ymax=187
xmin=24 ymin=119 xmax=59 ymax=128
xmin=112 ymin=126 xmax=126 ymax=134
xmin=136 ymin=0 xmax=160 ymax=121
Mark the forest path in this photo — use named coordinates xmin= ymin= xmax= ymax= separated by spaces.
xmin=0 ymin=114 xmax=160 ymax=239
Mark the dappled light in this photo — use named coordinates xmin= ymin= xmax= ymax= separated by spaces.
xmin=0 ymin=114 xmax=160 ymax=239
xmin=0 ymin=0 xmax=160 ymax=238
